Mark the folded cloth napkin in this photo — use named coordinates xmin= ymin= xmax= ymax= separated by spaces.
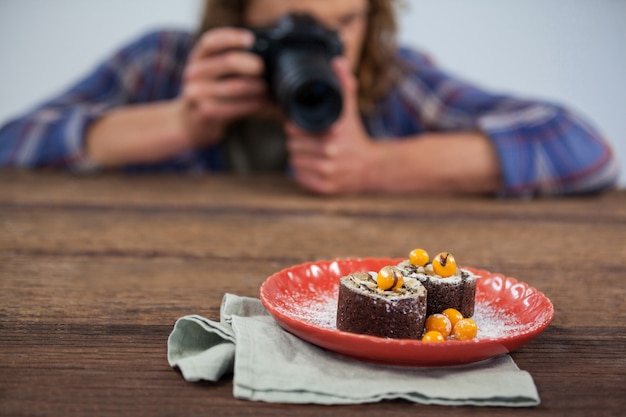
xmin=167 ymin=294 xmax=540 ymax=406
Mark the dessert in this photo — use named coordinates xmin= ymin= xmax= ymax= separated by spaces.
xmin=422 ymin=330 xmax=446 ymax=343
xmin=397 ymin=251 xmax=477 ymax=318
xmin=336 ymin=269 xmax=427 ymax=339
xmin=423 ymin=309 xmax=478 ymax=342
xmin=425 ymin=313 xmax=452 ymax=338
xmin=335 ymin=249 xmax=479 ymax=342
xmin=453 ymin=318 xmax=478 ymax=341
xmin=441 ymin=308 xmax=464 ymax=328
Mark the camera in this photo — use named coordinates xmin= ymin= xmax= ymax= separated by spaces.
xmin=249 ymin=13 xmax=344 ymax=133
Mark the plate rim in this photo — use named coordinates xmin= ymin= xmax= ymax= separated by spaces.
xmin=260 ymin=257 xmax=555 ymax=366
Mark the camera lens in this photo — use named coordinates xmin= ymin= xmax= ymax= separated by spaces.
xmin=273 ymin=51 xmax=343 ymax=133
xmin=294 ymin=81 xmax=329 ymax=108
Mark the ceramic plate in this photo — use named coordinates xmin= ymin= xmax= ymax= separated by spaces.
xmin=260 ymin=258 xmax=554 ymax=367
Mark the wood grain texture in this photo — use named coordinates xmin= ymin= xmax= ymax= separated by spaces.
xmin=1 ymin=172 xmax=625 ymax=417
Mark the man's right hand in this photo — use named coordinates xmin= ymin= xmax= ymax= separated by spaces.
xmin=180 ymin=28 xmax=268 ymax=146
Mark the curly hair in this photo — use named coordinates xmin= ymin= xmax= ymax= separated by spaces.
xmin=198 ymin=0 xmax=402 ymax=114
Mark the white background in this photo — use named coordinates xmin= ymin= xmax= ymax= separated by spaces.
xmin=1 ymin=0 xmax=624 ymax=186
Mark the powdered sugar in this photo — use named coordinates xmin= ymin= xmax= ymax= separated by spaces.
xmin=472 ymin=303 xmax=530 ymax=339
xmin=281 ymin=294 xmax=338 ymax=328
xmin=276 ymin=296 xmax=532 ymax=340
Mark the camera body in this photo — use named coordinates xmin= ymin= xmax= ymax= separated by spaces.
xmin=249 ymin=13 xmax=344 ymax=133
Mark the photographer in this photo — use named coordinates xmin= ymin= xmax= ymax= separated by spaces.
xmin=0 ymin=0 xmax=619 ymax=197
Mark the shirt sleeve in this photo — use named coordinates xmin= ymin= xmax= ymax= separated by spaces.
xmin=391 ymin=48 xmax=620 ymax=197
xmin=0 ymin=30 xmax=191 ymax=171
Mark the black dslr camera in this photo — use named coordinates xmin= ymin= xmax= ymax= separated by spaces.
xmin=249 ymin=13 xmax=344 ymax=133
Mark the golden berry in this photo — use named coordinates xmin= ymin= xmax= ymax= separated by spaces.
xmin=422 ymin=330 xmax=445 ymax=343
xmin=441 ymin=308 xmax=464 ymax=328
xmin=453 ymin=318 xmax=478 ymax=341
xmin=432 ymin=252 xmax=457 ymax=278
xmin=425 ymin=314 xmax=452 ymax=338
xmin=409 ymin=248 xmax=429 ymax=267
xmin=376 ymin=266 xmax=403 ymax=291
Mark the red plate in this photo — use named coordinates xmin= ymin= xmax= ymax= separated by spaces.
xmin=260 ymin=258 xmax=554 ymax=367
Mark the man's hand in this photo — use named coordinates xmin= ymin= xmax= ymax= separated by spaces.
xmin=286 ymin=57 xmax=377 ymax=194
xmin=180 ymin=28 xmax=268 ymax=147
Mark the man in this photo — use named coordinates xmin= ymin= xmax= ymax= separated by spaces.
xmin=0 ymin=0 xmax=619 ymax=197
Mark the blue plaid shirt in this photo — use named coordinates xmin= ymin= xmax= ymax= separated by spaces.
xmin=0 ymin=30 xmax=619 ymax=197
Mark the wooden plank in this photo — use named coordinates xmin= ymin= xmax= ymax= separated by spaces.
xmin=1 ymin=254 xmax=624 ymax=333
xmin=2 ymin=204 xmax=625 ymax=262
xmin=1 ymin=172 xmax=625 ymax=222
xmin=1 ymin=320 xmax=624 ymax=416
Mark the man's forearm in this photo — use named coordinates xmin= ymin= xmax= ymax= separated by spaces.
xmin=366 ymin=132 xmax=501 ymax=194
xmin=85 ymin=100 xmax=188 ymax=168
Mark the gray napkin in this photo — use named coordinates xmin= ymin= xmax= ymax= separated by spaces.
xmin=167 ymin=294 xmax=540 ymax=406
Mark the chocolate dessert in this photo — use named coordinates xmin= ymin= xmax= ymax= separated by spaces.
xmin=336 ymin=271 xmax=427 ymax=339
xmin=397 ymin=260 xmax=476 ymax=317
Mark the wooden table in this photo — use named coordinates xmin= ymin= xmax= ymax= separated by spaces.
xmin=1 ymin=172 xmax=625 ymax=416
